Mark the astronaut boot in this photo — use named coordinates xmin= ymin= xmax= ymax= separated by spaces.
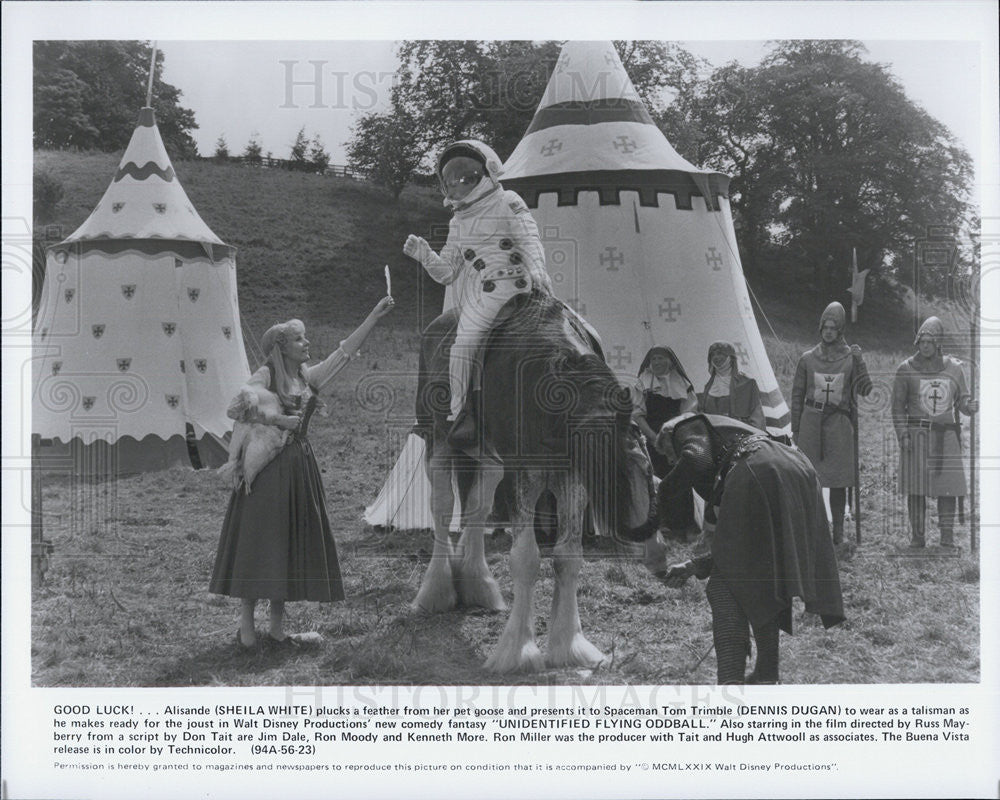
xmin=446 ymin=392 xmax=480 ymax=451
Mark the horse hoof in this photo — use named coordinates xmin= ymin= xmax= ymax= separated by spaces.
xmin=546 ymin=634 xmax=607 ymax=669
xmin=456 ymin=576 xmax=507 ymax=612
xmin=412 ymin=583 xmax=457 ymax=614
xmin=484 ymin=641 xmax=545 ymax=674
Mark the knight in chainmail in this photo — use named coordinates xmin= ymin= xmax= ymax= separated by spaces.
xmin=650 ymin=413 xmax=845 ymax=684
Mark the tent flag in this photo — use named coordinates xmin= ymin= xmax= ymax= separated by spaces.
xmin=32 ymin=107 xmax=249 ymax=474
xmin=365 ymin=40 xmax=792 ymax=530
xmin=847 ymin=248 xmax=870 ymax=323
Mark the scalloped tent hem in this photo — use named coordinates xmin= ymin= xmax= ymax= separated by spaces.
xmin=33 ymin=429 xmax=228 ymax=478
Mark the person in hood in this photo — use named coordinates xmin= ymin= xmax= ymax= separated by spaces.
xmin=630 ymin=346 xmax=699 ymax=539
xmin=631 ymin=346 xmax=698 ymax=477
xmin=698 ymin=341 xmax=766 ymax=431
xmin=791 ymin=301 xmax=872 ymax=544
xmin=403 ymin=140 xmax=552 ymax=443
xmin=649 ymin=413 xmax=845 ymax=684
xmin=892 ymin=316 xmax=978 ymax=548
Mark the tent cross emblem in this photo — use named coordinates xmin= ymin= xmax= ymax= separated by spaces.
xmin=188 ymin=288 xmax=200 ymax=302
xmin=705 ymin=248 xmax=724 ymax=271
xmin=733 ymin=342 xmax=750 ymax=366
xmin=64 ymin=289 xmax=75 ymax=303
xmin=51 ymin=361 xmax=62 ymax=376
xmin=91 ymin=324 xmax=105 ymax=339
xmin=613 ymin=135 xmax=637 ymax=154
xmin=121 ymin=284 xmax=136 ymax=299
xmin=112 ymin=202 xmax=125 ymax=213
xmin=194 ymin=359 xmax=208 ymax=373
xmin=222 ymin=326 xmax=232 ymax=340
xmin=117 ymin=358 xmax=131 ymax=372
xmin=166 ymin=395 xmax=180 ymax=409
xmin=153 ymin=203 xmax=167 ymax=214
xmin=609 ymin=345 xmax=632 ymax=368
xmin=82 ymin=397 xmax=95 ymax=411
xmin=658 ymin=298 xmax=682 ymax=322
xmin=162 ymin=322 xmax=176 ymax=337
xmin=599 ymin=246 xmax=624 ymax=271
xmin=541 ymin=139 xmax=563 ymax=157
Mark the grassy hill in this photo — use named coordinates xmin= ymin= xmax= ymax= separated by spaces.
xmin=29 ymin=150 xmax=979 ymax=687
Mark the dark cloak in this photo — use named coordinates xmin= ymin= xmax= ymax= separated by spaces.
xmin=711 ymin=439 xmax=845 ymax=633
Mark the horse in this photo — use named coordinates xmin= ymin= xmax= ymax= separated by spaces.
xmin=413 ymin=292 xmax=657 ymax=673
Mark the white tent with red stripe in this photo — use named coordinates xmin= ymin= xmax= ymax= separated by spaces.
xmin=32 ymin=106 xmax=249 ymax=474
xmin=365 ymin=40 xmax=790 ymax=531
xmin=503 ymin=40 xmax=791 ymax=437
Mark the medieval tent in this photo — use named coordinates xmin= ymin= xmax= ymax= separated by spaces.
xmin=32 ymin=106 xmax=249 ymax=475
xmin=503 ymin=40 xmax=791 ymax=437
xmin=365 ymin=40 xmax=791 ymax=530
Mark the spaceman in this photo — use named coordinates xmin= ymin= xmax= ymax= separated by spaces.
xmin=404 ymin=139 xmax=552 ymax=438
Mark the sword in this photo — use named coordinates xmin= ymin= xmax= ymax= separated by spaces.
xmin=384 ymin=264 xmax=392 ymax=298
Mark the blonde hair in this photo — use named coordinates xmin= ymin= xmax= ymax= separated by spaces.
xmin=260 ymin=319 xmax=308 ymax=409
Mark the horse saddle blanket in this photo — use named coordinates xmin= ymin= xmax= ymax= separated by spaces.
xmin=414 ymin=292 xmax=603 ymax=440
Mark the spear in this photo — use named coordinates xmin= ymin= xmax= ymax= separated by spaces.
xmin=853 ymin=375 xmax=862 ymax=545
xmin=970 ymin=262 xmax=979 ymax=554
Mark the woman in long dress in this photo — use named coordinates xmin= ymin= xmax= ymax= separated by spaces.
xmin=211 ymin=296 xmax=394 ymax=649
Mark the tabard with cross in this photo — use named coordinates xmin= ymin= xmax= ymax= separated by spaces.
xmin=812 ymin=372 xmax=846 ymax=407
xmin=918 ymin=379 xmax=954 ymax=419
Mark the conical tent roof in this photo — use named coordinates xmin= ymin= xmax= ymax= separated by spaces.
xmin=503 ymin=40 xmax=791 ymax=436
xmin=505 ymin=42 xmax=705 ymax=177
xmin=67 ymin=107 xmax=226 ymax=249
xmin=32 ymin=108 xmax=249 ymax=473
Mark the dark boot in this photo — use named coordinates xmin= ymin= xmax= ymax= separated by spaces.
xmin=907 ymin=495 xmax=926 ymax=547
xmin=746 ymin=619 xmax=780 ymax=684
xmin=446 ymin=391 xmax=480 ymax=450
xmin=937 ymin=496 xmax=957 ymax=548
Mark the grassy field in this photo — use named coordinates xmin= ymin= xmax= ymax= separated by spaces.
xmin=29 ymin=151 xmax=980 ymax=686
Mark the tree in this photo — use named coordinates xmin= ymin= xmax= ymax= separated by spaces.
xmin=289 ymin=126 xmax=310 ymax=170
xmin=345 ymin=106 xmax=424 ymax=200
xmin=242 ymin=131 xmax=263 ymax=166
xmin=309 ymin=134 xmax=330 ymax=173
xmin=682 ymin=41 xmax=973 ymax=300
xmin=213 ymin=134 xmax=230 ymax=163
xmin=33 ymin=41 xmax=198 ymax=156
xmin=391 ymin=40 xmax=704 ymax=162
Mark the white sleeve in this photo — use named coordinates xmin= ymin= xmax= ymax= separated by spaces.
xmin=423 ymin=239 xmax=463 ymax=285
xmin=304 ymin=348 xmax=351 ymax=395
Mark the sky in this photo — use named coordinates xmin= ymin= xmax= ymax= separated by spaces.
xmin=157 ymin=39 xmax=984 ymax=186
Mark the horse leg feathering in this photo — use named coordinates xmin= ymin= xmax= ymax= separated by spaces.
xmin=412 ymin=449 xmax=458 ymax=613
xmin=484 ymin=488 xmax=544 ymax=673
xmin=546 ymin=478 xmax=607 ymax=669
xmin=453 ymin=460 xmax=506 ymax=611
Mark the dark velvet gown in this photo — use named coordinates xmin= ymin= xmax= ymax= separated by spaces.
xmin=210 ymin=385 xmax=344 ymax=602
